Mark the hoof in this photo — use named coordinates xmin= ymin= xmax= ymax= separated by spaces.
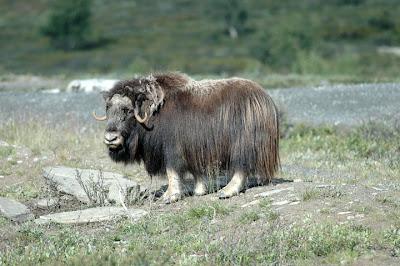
xmin=162 ymin=192 xmax=182 ymax=204
xmin=194 ymin=190 xmax=207 ymax=196
xmin=217 ymin=189 xmax=240 ymax=199
xmin=194 ymin=185 xmax=207 ymax=196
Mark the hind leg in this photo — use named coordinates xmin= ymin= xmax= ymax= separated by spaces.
xmin=217 ymin=170 xmax=246 ymax=199
xmin=184 ymin=172 xmax=207 ymax=196
xmin=194 ymin=176 xmax=207 ymax=196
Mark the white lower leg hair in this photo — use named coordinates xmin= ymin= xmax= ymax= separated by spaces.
xmin=218 ymin=170 xmax=246 ymax=198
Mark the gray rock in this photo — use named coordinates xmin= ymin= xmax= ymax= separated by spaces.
xmin=272 ymin=200 xmax=291 ymax=206
xmin=36 ymin=198 xmax=58 ymax=209
xmin=66 ymin=79 xmax=118 ymax=93
xmin=0 ymin=140 xmax=10 ymax=147
xmin=254 ymin=187 xmax=294 ymax=198
xmin=43 ymin=166 xmax=146 ymax=205
xmin=315 ymin=184 xmax=333 ymax=189
xmin=34 ymin=207 xmax=147 ymax=225
xmin=0 ymin=197 xmax=34 ymax=222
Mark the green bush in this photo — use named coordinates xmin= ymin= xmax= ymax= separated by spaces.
xmin=250 ymin=15 xmax=313 ymax=71
xmin=40 ymin=0 xmax=93 ymax=50
xmin=206 ymin=0 xmax=250 ymax=39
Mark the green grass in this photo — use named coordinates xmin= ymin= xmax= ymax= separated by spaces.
xmin=301 ymin=187 xmax=345 ymax=201
xmin=187 ymin=203 xmax=231 ymax=220
xmin=281 ymin=122 xmax=400 ymax=168
xmin=262 ymin=223 xmax=372 ymax=264
xmin=385 ymin=226 xmax=400 ymax=257
xmin=0 ymin=181 xmax=41 ymax=201
xmin=376 ymin=195 xmax=400 ymax=209
xmin=0 ymin=217 xmax=382 ymax=265
xmin=301 ymin=189 xmax=321 ymax=201
xmin=0 ymin=146 xmax=14 ymax=159
xmin=239 ymin=199 xmax=279 ymax=224
xmin=0 ymin=217 xmax=9 ymax=227
xmin=1 ymin=118 xmax=399 ymax=265
xmin=239 ymin=210 xmax=261 ymax=224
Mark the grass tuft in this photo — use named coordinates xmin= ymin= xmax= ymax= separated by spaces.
xmin=384 ymin=226 xmax=400 ymax=257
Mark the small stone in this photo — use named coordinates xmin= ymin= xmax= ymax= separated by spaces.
xmin=42 ymin=88 xmax=61 ymax=94
xmin=289 ymin=201 xmax=300 ymax=205
xmin=241 ymin=199 xmax=260 ymax=208
xmin=34 ymin=207 xmax=147 ymax=225
xmin=0 ymin=140 xmax=10 ymax=147
xmin=33 ymin=157 xmax=39 ymax=163
xmin=371 ymin=186 xmax=388 ymax=191
xmin=316 ymin=184 xmax=332 ymax=188
xmin=17 ymin=160 xmax=23 ymax=164
xmin=0 ymin=175 xmax=4 ymax=179
xmin=0 ymin=197 xmax=34 ymax=222
xmin=254 ymin=187 xmax=294 ymax=198
xmin=272 ymin=200 xmax=290 ymax=206
xmin=293 ymin=179 xmax=302 ymax=183
xmin=337 ymin=211 xmax=352 ymax=215
xmin=36 ymin=198 xmax=58 ymax=209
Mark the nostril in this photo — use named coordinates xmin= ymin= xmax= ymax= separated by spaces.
xmin=104 ymin=132 xmax=119 ymax=142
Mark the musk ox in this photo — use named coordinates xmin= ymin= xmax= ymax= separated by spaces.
xmin=93 ymin=72 xmax=279 ymax=203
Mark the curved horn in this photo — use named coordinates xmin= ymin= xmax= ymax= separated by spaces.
xmin=134 ymin=107 xmax=148 ymax=124
xmin=92 ymin=111 xmax=107 ymax=121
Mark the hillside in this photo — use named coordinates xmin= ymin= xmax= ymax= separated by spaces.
xmin=1 ymin=0 xmax=400 ymax=78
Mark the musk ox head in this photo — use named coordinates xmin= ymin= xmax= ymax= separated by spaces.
xmin=93 ymin=75 xmax=165 ymax=162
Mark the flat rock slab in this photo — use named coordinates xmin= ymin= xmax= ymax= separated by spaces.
xmin=254 ymin=187 xmax=294 ymax=198
xmin=35 ymin=207 xmax=147 ymax=225
xmin=36 ymin=198 xmax=58 ymax=209
xmin=0 ymin=197 xmax=34 ymax=222
xmin=43 ymin=166 xmax=146 ymax=205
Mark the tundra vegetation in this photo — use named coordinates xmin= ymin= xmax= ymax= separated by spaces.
xmin=0 ymin=116 xmax=399 ymax=265
xmin=2 ymin=0 xmax=400 ymax=82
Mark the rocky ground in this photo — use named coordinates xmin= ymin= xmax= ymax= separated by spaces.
xmin=1 ymin=83 xmax=400 ymax=127
xmin=0 ymin=82 xmax=399 ymax=265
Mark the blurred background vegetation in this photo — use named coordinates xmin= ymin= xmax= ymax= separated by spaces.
xmin=1 ymin=0 xmax=400 ymax=80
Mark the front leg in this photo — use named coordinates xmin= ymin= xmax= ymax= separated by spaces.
xmin=217 ymin=170 xmax=246 ymax=199
xmin=162 ymin=168 xmax=183 ymax=204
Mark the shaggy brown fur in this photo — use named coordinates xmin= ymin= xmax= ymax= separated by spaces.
xmin=100 ymin=72 xmax=280 ymax=197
